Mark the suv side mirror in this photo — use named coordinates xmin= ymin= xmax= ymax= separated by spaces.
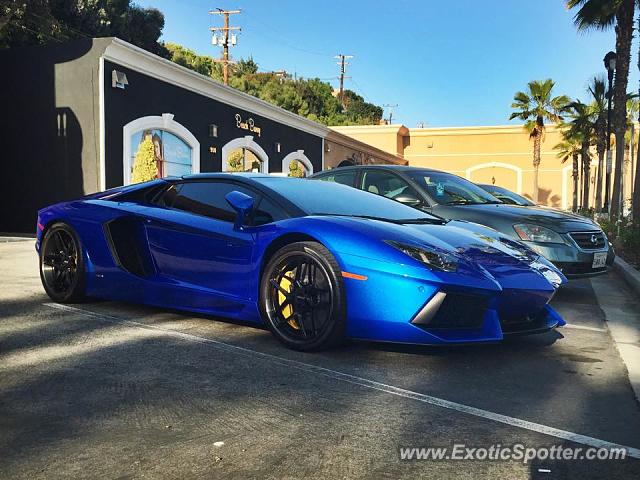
xmin=225 ymin=191 xmax=254 ymax=230
xmin=394 ymin=193 xmax=422 ymax=208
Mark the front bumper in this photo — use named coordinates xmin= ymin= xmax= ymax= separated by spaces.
xmin=523 ymin=240 xmax=615 ymax=279
xmin=338 ymin=252 xmax=565 ymax=345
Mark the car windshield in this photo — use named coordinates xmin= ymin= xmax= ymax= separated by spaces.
xmin=481 ymin=185 xmax=534 ymax=206
xmin=408 ymin=171 xmax=502 ymax=205
xmin=254 ymin=177 xmax=443 ymax=223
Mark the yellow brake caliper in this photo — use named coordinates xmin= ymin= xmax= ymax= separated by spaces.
xmin=279 ymin=270 xmax=299 ymax=330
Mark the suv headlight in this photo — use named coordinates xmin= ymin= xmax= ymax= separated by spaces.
xmin=385 ymin=240 xmax=458 ymax=272
xmin=513 ymin=224 xmax=564 ymax=244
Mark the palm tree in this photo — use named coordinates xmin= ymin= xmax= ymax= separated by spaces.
xmin=565 ymin=101 xmax=596 ymax=209
xmin=567 ymin=0 xmax=635 ymax=217
xmin=509 ymin=79 xmax=569 ymax=203
xmin=587 ymin=77 xmax=608 ymax=210
xmin=555 ymin=131 xmax=583 ymax=212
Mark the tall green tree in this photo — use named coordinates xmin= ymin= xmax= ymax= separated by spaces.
xmin=556 ymin=132 xmax=584 ymax=212
xmin=567 ymin=0 xmax=635 ymax=217
xmin=565 ymin=100 xmax=596 ymax=209
xmin=587 ymin=77 xmax=608 ymax=210
xmin=509 ymin=79 xmax=570 ymax=202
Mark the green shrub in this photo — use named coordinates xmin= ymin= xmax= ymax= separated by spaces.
xmin=131 ymin=138 xmax=157 ymax=183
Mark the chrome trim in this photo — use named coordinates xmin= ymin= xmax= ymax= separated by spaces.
xmin=411 ymin=291 xmax=447 ymax=325
xmin=566 ymin=230 xmax=608 ymax=253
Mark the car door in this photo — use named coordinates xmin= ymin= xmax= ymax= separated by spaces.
xmin=142 ymin=180 xmax=261 ymax=303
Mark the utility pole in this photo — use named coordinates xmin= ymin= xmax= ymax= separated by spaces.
xmin=383 ymin=104 xmax=398 ymax=124
xmin=335 ymin=54 xmax=353 ymax=109
xmin=210 ymin=8 xmax=241 ymax=85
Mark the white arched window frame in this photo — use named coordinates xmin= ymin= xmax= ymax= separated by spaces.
xmin=221 ymin=135 xmax=269 ymax=173
xmin=465 ymin=161 xmax=523 ymax=194
xmin=122 ymin=113 xmax=200 ymax=185
xmin=281 ymin=150 xmax=314 ymax=176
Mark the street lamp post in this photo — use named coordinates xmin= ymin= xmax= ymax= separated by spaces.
xmin=603 ymin=51 xmax=617 ymax=213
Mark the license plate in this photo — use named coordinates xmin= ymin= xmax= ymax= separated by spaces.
xmin=592 ymin=252 xmax=607 ymax=269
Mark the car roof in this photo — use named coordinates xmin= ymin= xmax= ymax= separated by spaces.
xmin=312 ymin=165 xmax=446 ymax=175
xmin=180 ymin=172 xmax=271 ymax=180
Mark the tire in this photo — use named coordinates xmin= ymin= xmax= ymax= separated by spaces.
xmin=260 ymin=241 xmax=346 ymax=351
xmin=39 ymin=222 xmax=86 ymax=303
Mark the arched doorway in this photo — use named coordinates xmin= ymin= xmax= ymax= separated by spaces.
xmin=337 ymin=159 xmax=356 ymax=168
xmin=222 ymin=135 xmax=269 ymax=173
xmin=123 ymin=113 xmax=199 ymax=185
xmin=465 ymin=162 xmax=523 ymax=194
xmin=281 ymin=150 xmax=313 ymax=177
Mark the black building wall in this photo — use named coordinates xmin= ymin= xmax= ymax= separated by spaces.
xmin=103 ymin=60 xmax=323 ymax=188
xmin=0 ymin=39 xmax=104 ymax=233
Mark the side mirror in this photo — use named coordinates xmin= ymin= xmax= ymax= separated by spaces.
xmin=225 ymin=190 xmax=254 ymax=230
xmin=394 ymin=193 xmax=422 ymax=208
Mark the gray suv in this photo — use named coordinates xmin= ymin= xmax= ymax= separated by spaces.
xmin=310 ymin=165 xmax=615 ymax=278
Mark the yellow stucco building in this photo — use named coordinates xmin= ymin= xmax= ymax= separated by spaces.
xmin=331 ymin=124 xmax=579 ymax=209
xmin=330 ymin=123 xmax=640 ymax=215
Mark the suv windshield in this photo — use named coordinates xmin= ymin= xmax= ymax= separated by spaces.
xmin=408 ymin=171 xmax=502 ymax=205
xmin=255 ymin=177 xmax=442 ymax=222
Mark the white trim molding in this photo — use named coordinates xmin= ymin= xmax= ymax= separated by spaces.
xmin=465 ymin=162 xmax=523 ymax=194
xmin=122 ymin=113 xmax=200 ymax=185
xmin=98 ymin=57 xmax=106 ymax=191
xmin=281 ymin=150 xmax=313 ymax=176
xmin=221 ymin=135 xmax=269 ymax=173
xmin=102 ymin=38 xmax=328 ymax=138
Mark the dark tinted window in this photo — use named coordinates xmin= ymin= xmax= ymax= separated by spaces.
xmin=254 ymin=177 xmax=440 ymax=221
xmin=156 ymin=184 xmax=179 ymax=207
xmin=252 ymin=197 xmax=287 ymax=226
xmin=171 ymin=182 xmax=257 ymax=222
xmin=315 ymin=170 xmax=357 ymax=186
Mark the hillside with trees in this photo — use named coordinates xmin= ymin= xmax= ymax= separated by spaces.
xmin=165 ymin=43 xmax=383 ymax=126
xmin=0 ymin=2 xmax=382 ymax=126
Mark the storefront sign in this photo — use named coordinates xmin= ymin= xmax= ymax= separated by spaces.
xmin=235 ymin=114 xmax=262 ymax=137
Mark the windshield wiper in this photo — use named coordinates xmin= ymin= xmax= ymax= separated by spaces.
xmin=444 ymin=200 xmax=501 ymax=206
xmin=397 ymin=218 xmax=447 ymax=225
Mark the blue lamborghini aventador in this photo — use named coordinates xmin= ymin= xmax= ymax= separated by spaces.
xmin=36 ymin=173 xmax=566 ymax=351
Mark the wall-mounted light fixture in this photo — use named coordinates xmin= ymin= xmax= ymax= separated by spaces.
xmin=325 ymin=143 xmax=331 ymax=153
xmin=274 ymin=142 xmax=281 ymax=153
xmin=111 ymin=70 xmax=128 ymax=89
xmin=209 ymin=124 xmax=218 ymax=138
xmin=209 ymin=146 xmax=217 ymax=154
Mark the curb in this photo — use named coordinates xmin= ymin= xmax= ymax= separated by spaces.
xmin=613 ymin=256 xmax=640 ymax=298
xmin=0 ymin=237 xmax=35 ymax=243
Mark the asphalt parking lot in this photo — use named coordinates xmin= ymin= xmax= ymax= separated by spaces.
xmin=1 ymin=240 xmax=640 ymax=479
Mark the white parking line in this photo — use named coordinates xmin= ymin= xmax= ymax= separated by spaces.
xmin=44 ymin=302 xmax=640 ymax=459
xmin=563 ymin=324 xmax=608 ymax=333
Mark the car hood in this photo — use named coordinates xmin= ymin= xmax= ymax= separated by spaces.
xmin=432 ymin=203 xmax=600 ymax=234
xmin=306 ymin=216 xmax=566 ymax=291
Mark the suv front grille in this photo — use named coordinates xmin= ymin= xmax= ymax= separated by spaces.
xmin=569 ymin=231 xmax=606 ymax=250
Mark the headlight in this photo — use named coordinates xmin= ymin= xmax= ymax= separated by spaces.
xmin=513 ymin=224 xmax=564 ymax=244
xmin=385 ymin=240 xmax=458 ymax=272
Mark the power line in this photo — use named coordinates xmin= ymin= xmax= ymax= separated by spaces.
xmin=382 ymin=104 xmax=398 ymax=124
xmin=209 ymin=8 xmax=241 ymax=85
xmin=335 ymin=54 xmax=353 ymax=109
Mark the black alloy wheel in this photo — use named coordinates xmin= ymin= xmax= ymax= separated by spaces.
xmin=261 ymin=242 xmax=346 ymax=351
xmin=40 ymin=223 xmax=86 ymax=303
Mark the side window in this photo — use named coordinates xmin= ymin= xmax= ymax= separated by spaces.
xmin=252 ymin=197 xmax=287 ymax=226
xmin=360 ymin=170 xmax=421 ymax=203
xmin=155 ymin=184 xmax=179 ymax=207
xmin=170 ymin=182 xmax=257 ymax=222
xmin=315 ymin=170 xmax=356 ymax=186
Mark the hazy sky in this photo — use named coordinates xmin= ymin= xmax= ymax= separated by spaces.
xmin=137 ymin=0 xmax=637 ymax=128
